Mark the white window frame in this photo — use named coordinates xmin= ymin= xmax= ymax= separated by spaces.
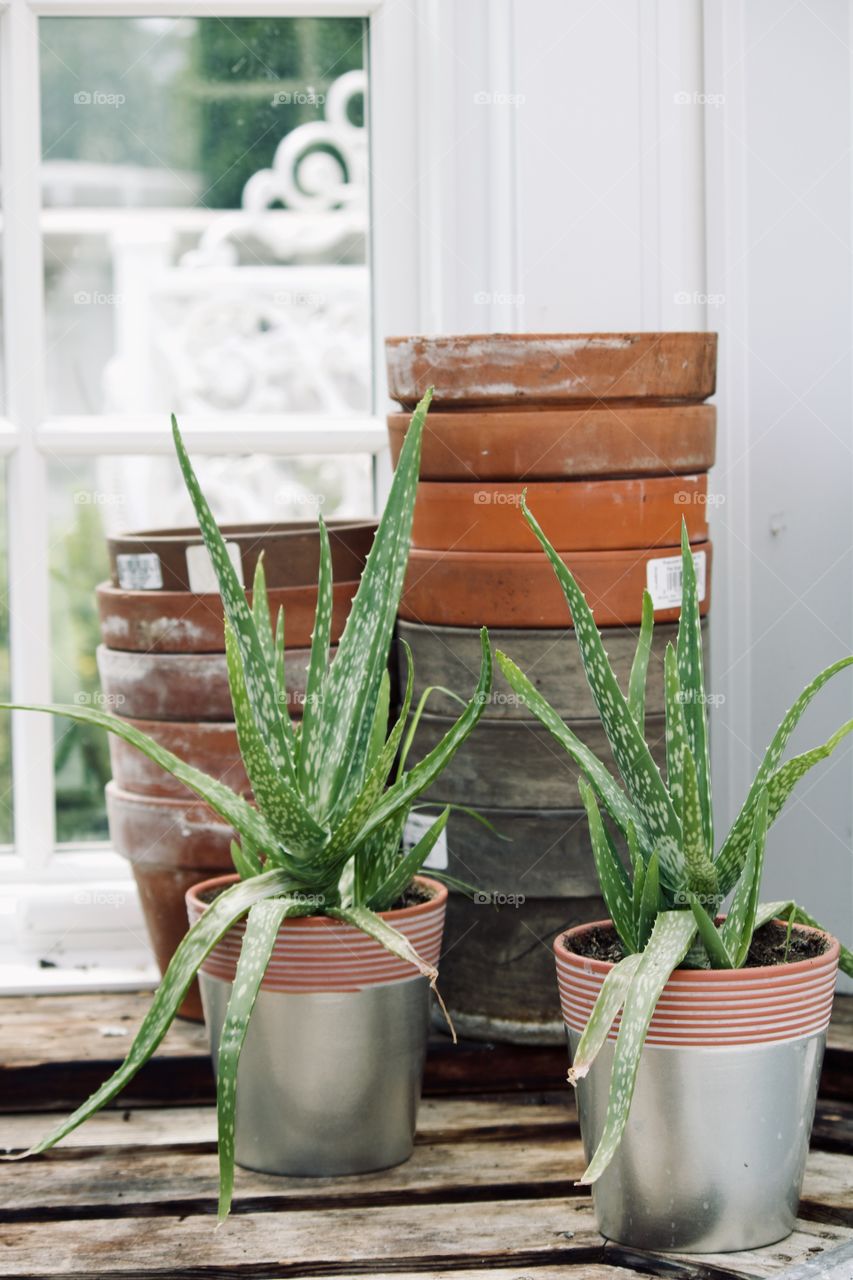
xmin=0 ymin=0 xmax=426 ymax=981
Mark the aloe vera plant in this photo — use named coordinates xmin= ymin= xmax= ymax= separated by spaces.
xmin=496 ymin=498 xmax=853 ymax=1184
xmin=3 ymin=390 xmax=493 ymax=1218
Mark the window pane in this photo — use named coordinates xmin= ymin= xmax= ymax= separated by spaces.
xmin=49 ymin=452 xmax=373 ymax=843
xmin=39 ymin=17 xmax=369 ymax=415
xmin=0 ymin=465 xmax=11 ymax=848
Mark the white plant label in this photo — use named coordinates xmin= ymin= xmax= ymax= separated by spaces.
xmin=403 ymin=811 xmax=449 ymax=871
xmin=646 ymin=550 xmax=706 ymax=610
xmin=185 ymin=542 xmax=244 ymax=593
xmin=116 ymin=552 xmax=163 ymax=591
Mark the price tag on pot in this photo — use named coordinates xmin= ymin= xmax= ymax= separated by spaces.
xmin=646 ymin=550 xmax=706 ymax=610
xmin=116 ymin=552 xmax=163 ymax=591
xmin=185 ymin=542 xmax=244 ymax=593
xmin=403 ymin=811 xmax=449 ymax=870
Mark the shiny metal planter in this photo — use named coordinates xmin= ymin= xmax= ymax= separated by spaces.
xmin=555 ymin=919 xmax=840 ymax=1252
xmin=187 ymin=873 xmax=447 ymax=1177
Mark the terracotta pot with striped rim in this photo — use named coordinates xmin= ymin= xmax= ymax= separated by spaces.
xmin=554 ymin=918 xmax=840 ymax=1253
xmin=185 ymin=873 xmax=448 ymax=1177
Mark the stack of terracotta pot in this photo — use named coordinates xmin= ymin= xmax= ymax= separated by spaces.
xmin=96 ymin=520 xmax=376 ymax=1018
xmin=386 ymin=332 xmax=717 ymax=1043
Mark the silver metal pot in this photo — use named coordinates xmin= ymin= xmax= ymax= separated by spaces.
xmin=201 ymin=971 xmax=431 ymax=1176
xmin=570 ymin=1026 xmax=826 ymax=1252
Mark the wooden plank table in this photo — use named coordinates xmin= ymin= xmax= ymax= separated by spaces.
xmin=0 ymin=992 xmax=851 ymax=1280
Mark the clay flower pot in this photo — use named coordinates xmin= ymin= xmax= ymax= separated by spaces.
xmin=186 ymin=873 xmax=447 ymax=1176
xmin=411 ymin=476 xmax=708 ymax=553
xmin=106 ymin=782 xmax=235 ymax=1020
xmin=555 ymin=919 xmax=839 ymax=1252
xmin=399 ymin=542 xmax=713 ymax=628
xmin=108 ymin=519 xmax=376 ymax=593
xmin=387 ymin=404 xmax=717 ymax=481
xmin=96 ymin=579 xmax=357 ymax=652
xmin=96 ymin=645 xmax=324 ymax=721
xmin=396 ymin=619 xmax=703 ymax=722
xmin=107 ymin=718 xmax=250 ymax=799
xmin=386 ymin=333 xmax=717 ymax=408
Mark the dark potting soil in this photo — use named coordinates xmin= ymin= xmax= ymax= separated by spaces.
xmin=564 ymin=919 xmax=830 ymax=968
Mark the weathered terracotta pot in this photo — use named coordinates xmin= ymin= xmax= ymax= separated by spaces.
xmin=108 ymin=519 xmax=376 ymax=593
xmin=411 ymin=476 xmax=708 ymax=552
xmin=107 ymin=718 xmax=250 ymax=799
xmin=386 ymin=333 xmax=717 ymax=407
xmin=395 ymin=620 xmax=707 ymax=721
xmin=407 ymin=712 xmax=666 ymax=809
xmin=97 ymin=579 xmax=357 ymax=652
xmin=106 ymin=782 xmax=234 ymax=1020
xmin=96 ymin=645 xmax=323 ymax=721
xmin=400 ymin=542 xmax=712 ymax=628
xmin=388 ymin=404 xmax=717 ymax=481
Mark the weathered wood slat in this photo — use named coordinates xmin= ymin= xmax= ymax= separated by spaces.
xmin=0 ymin=1136 xmax=584 ymax=1220
xmin=0 ymin=1197 xmax=604 ymax=1279
xmin=0 ymin=1097 xmax=575 ymax=1153
xmin=773 ymin=1238 xmax=853 ymax=1278
xmin=669 ymin=1225 xmax=853 ymax=1280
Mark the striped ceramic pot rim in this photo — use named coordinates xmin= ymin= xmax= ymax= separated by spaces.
xmin=186 ymin=874 xmax=447 ymax=993
xmin=554 ymin=919 xmax=840 ymax=1047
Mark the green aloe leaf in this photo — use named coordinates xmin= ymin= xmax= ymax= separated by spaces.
xmin=567 ymin=952 xmax=643 ymax=1085
xmin=628 ymin=591 xmax=654 ymax=734
xmin=681 ymin=746 xmax=719 ymax=906
xmin=353 ymin=630 xmax=491 ymax=850
xmin=328 ymin=904 xmax=438 ymax=983
xmin=636 ymin=845 xmax=661 ymax=951
xmin=224 ymin=622 xmax=327 ymax=856
xmin=367 ymin=670 xmax=392 ymax=772
xmin=230 ymin=838 xmax=261 ymax=880
xmin=0 ymin=701 xmax=274 ymax=853
xmin=366 ymin=807 xmax=450 ymax=912
xmin=755 ymin=901 xmax=853 ymax=977
xmin=628 ymin=820 xmax=645 ymax=917
xmin=580 ymin=911 xmax=697 ymax=1183
xmin=495 ymin=651 xmax=644 ymax=849
xmin=676 ymin=523 xmax=713 ymax=851
xmin=298 ymin=515 xmax=333 ymax=795
xmin=171 ymin=416 xmax=294 ymax=779
xmin=716 ymin=658 xmax=853 ymax=894
xmin=721 ymin=790 xmax=768 ymax=966
xmin=520 ymin=496 xmax=680 ymax=850
xmin=689 ymin=894 xmax=734 ymax=969
xmin=664 ymin=643 xmax=688 ymax=822
xmin=252 ymin=560 xmax=296 ymax=753
xmin=11 ymin=869 xmax=304 ymax=1158
xmin=580 ymin=779 xmax=636 ymax=952
xmin=216 ymin=896 xmax=308 ymax=1220
xmin=315 ymin=390 xmax=432 ymax=819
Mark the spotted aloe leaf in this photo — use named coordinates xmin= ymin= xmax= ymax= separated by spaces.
xmin=676 ymin=523 xmax=713 ymax=852
xmin=720 ymin=789 xmax=768 ymax=967
xmin=755 ymin=900 xmax=853 ymax=977
xmin=252 ymin=559 xmax=295 ymax=752
xmin=215 ymin=896 xmax=309 ymax=1221
xmin=520 ymin=495 xmax=680 ymax=853
xmin=171 ymin=416 xmax=294 ymax=779
xmin=315 ymin=390 xmax=432 ymax=819
xmin=297 ymin=514 xmax=333 ymax=799
xmin=716 ymin=658 xmax=853 ymax=895
xmin=580 ymin=779 xmax=635 ymax=953
xmin=579 ymin=911 xmax=697 ymax=1184
xmin=495 ymin=651 xmax=643 ymax=844
xmin=680 ymin=746 xmax=718 ymax=906
xmin=0 ymin=701 xmax=274 ymax=853
xmin=567 ymin=951 xmax=643 ymax=1085
xmin=353 ymin=629 xmax=491 ymax=849
xmin=663 ymin=643 xmax=688 ymax=823
xmin=366 ymin=807 xmax=450 ymax=912
xmin=627 ymin=591 xmax=654 ymax=734
xmin=10 ymin=869 xmax=304 ymax=1158
xmin=224 ymin=621 xmax=327 ymax=857
xmin=636 ymin=845 xmax=661 ymax=951
xmin=688 ymin=892 xmax=733 ymax=969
